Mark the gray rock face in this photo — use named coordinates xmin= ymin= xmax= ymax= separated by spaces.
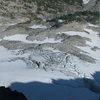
xmin=83 ymin=0 xmax=100 ymax=12
xmin=83 ymin=0 xmax=97 ymax=9
xmin=0 ymin=0 xmax=99 ymax=26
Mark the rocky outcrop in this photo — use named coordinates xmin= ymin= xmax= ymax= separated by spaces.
xmin=0 ymin=0 xmax=83 ymax=23
xmin=83 ymin=0 xmax=100 ymax=12
xmin=0 ymin=86 xmax=27 ymax=100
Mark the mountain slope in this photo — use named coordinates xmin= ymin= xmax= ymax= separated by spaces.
xmin=0 ymin=0 xmax=100 ymax=100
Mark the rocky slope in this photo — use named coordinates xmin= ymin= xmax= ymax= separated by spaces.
xmin=0 ymin=0 xmax=81 ymax=23
xmin=0 ymin=0 xmax=99 ymax=24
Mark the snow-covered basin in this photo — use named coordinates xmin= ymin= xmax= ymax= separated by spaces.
xmin=3 ymin=34 xmax=62 ymax=44
xmin=0 ymin=46 xmax=99 ymax=100
xmin=0 ymin=46 xmax=69 ymax=86
xmin=0 ymin=24 xmax=100 ymax=100
xmin=0 ymin=46 xmax=67 ymax=85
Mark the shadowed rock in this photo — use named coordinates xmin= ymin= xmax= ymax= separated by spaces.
xmin=0 ymin=86 xmax=27 ymax=100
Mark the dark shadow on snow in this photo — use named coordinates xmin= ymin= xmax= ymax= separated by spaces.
xmin=9 ymin=72 xmax=100 ymax=100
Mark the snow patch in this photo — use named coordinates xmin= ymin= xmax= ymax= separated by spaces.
xmin=57 ymin=31 xmax=87 ymax=36
xmin=88 ymin=23 xmax=99 ymax=28
xmin=58 ymin=19 xmax=64 ymax=23
xmin=43 ymin=47 xmax=61 ymax=53
xmin=84 ymin=28 xmax=100 ymax=48
xmin=32 ymin=37 xmax=62 ymax=44
xmin=83 ymin=0 xmax=90 ymax=4
xmin=29 ymin=24 xmax=47 ymax=29
xmin=3 ymin=34 xmax=62 ymax=44
xmin=4 ymin=34 xmax=29 ymax=42
xmin=0 ymin=39 xmax=2 ymax=41
xmin=57 ymin=29 xmax=100 ymax=48
xmin=5 ymin=23 xmax=17 ymax=26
